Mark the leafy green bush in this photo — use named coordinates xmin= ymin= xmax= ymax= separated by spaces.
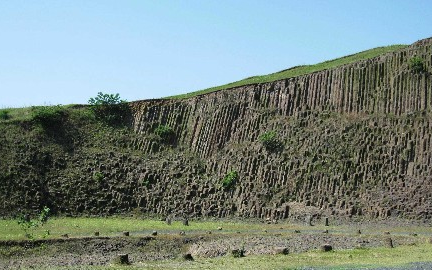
xmin=409 ymin=57 xmax=425 ymax=73
xmin=31 ymin=106 xmax=67 ymax=128
xmin=222 ymin=170 xmax=238 ymax=189
xmin=259 ymin=131 xmax=282 ymax=151
xmin=154 ymin=124 xmax=175 ymax=143
xmin=0 ymin=110 xmax=10 ymax=120
xmin=88 ymin=92 xmax=129 ymax=125
xmin=88 ymin=92 xmax=125 ymax=106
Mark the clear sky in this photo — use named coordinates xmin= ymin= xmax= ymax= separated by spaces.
xmin=1 ymin=0 xmax=432 ymax=108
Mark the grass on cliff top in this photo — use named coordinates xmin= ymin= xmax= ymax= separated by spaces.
xmin=167 ymin=44 xmax=407 ymax=99
xmin=0 ymin=107 xmax=33 ymax=122
xmin=0 ymin=104 xmax=90 ymax=123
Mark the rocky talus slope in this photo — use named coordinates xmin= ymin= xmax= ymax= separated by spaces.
xmin=1 ymin=38 xmax=431 ymax=220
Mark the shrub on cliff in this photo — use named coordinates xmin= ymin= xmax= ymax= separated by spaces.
xmin=259 ymin=131 xmax=282 ymax=151
xmin=409 ymin=57 xmax=425 ymax=73
xmin=222 ymin=170 xmax=238 ymax=189
xmin=88 ymin=92 xmax=129 ymax=125
xmin=31 ymin=105 xmax=67 ymax=128
xmin=154 ymin=124 xmax=175 ymax=144
xmin=93 ymin=171 xmax=104 ymax=182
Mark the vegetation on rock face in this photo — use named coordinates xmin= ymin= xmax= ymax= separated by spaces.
xmin=409 ymin=56 xmax=425 ymax=73
xmin=88 ymin=92 xmax=129 ymax=125
xmin=154 ymin=124 xmax=176 ymax=144
xmin=31 ymin=105 xmax=67 ymax=129
xmin=92 ymin=171 xmax=104 ymax=182
xmin=259 ymin=131 xmax=282 ymax=151
xmin=222 ymin=170 xmax=238 ymax=189
xmin=0 ymin=38 xmax=431 ymax=222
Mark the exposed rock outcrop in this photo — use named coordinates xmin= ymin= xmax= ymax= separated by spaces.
xmin=1 ymin=37 xmax=431 ymax=220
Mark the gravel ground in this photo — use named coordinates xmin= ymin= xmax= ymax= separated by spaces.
xmin=188 ymin=233 xmax=419 ymax=257
xmin=0 ymin=230 xmax=430 ymax=269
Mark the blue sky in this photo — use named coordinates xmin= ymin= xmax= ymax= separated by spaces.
xmin=1 ymin=0 xmax=432 ymax=108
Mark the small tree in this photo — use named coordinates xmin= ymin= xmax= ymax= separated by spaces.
xmin=88 ymin=92 xmax=125 ymax=106
xmin=88 ymin=92 xmax=129 ymax=125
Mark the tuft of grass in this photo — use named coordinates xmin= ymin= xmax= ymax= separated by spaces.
xmin=167 ymin=45 xmax=407 ymax=99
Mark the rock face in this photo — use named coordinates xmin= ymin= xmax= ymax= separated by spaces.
xmin=1 ymin=38 xmax=432 ymax=220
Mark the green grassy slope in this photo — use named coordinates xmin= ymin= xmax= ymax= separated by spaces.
xmin=167 ymin=44 xmax=407 ymax=99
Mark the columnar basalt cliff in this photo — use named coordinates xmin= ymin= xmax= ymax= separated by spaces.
xmin=1 ymin=38 xmax=432 ymax=220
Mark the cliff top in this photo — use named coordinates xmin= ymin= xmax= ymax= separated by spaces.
xmin=166 ymin=44 xmax=408 ymax=99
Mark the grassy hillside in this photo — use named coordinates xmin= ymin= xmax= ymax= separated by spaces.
xmin=167 ymin=44 xmax=407 ymax=99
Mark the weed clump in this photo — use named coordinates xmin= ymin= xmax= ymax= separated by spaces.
xmin=17 ymin=206 xmax=50 ymax=239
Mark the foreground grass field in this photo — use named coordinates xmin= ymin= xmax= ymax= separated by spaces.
xmin=122 ymin=244 xmax=432 ymax=270
xmin=2 ymin=217 xmax=432 ymax=269
xmin=2 ymin=217 xmax=432 ymax=240
xmin=0 ymin=217 xmax=307 ymax=240
xmin=168 ymin=44 xmax=406 ymax=99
